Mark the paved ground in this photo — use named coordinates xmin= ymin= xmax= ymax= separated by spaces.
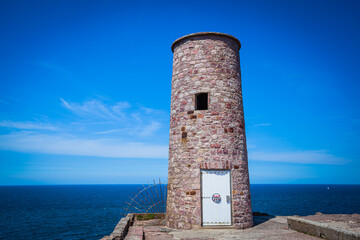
xmin=301 ymin=213 xmax=360 ymax=233
xmin=126 ymin=216 xmax=320 ymax=240
xmin=102 ymin=213 xmax=360 ymax=240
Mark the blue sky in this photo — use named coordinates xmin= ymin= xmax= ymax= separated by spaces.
xmin=0 ymin=0 xmax=359 ymax=185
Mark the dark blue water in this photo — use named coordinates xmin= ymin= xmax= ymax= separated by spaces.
xmin=0 ymin=184 xmax=359 ymax=240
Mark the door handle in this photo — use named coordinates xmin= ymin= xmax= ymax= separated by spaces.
xmin=226 ymin=195 xmax=231 ymax=203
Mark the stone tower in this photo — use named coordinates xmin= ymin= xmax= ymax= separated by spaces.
xmin=166 ymin=32 xmax=253 ymax=229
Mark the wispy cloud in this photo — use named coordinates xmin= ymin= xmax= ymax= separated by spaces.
xmin=60 ymin=98 xmax=165 ymax=137
xmin=95 ymin=129 xmax=125 ymax=135
xmin=249 ymin=150 xmax=347 ymax=165
xmin=140 ymin=106 xmax=165 ymax=115
xmin=0 ymin=132 xmax=168 ymax=158
xmin=60 ymin=98 xmax=130 ymax=121
xmin=139 ymin=121 xmax=162 ymax=136
xmin=0 ymin=98 xmax=168 ymax=158
xmin=0 ymin=120 xmax=57 ymax=130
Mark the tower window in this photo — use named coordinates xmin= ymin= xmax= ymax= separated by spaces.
xmin=195 ymin=93 xmax=208 ymax=110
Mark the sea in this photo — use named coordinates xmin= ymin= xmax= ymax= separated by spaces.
xmin=0 ymin=184 xmax=359 ymax=240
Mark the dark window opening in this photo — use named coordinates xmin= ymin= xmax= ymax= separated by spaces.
xmin=195 ymin=93 xmax=208 ymax=110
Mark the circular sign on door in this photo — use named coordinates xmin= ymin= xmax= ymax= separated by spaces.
xmin=212 ymin=193 xmax=221 ymax=204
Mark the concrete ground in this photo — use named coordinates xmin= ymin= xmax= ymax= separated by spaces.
xmin=301 ymin=213 xmax=360 ymax=233
xmin=102 ymin=213 xmax=360 ymax=240
xmin=288 ymin=213 xmax=360 ymax=240
xmin=126 ymin=215 xmax=320 ymax=240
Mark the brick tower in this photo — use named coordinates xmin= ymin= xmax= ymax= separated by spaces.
xmin=166 ymin=32 xmax=253 ymax=229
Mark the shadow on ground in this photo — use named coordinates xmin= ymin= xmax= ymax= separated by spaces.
xmin=252 ymin=212 xmax=276 ymax=226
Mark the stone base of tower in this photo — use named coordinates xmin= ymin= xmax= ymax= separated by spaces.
xmin=165 ymin=214 xmax=254 ymax=230
xmin=165 ymin=183 xmax=254 ymax=229
xmin=165 ymin=163 xmax=254 ymax=230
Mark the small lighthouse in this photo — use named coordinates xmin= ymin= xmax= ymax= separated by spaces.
xmin=166 ymin=32 xmax=253 ymax=229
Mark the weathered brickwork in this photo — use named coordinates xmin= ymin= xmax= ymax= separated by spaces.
xmin=166 ymin=32 xmax=253 ymax=230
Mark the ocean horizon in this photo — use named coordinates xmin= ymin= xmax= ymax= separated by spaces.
xmin=1 ymin=184 xmax=359 ymax=240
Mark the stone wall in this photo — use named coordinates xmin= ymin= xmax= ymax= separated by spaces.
xmin=166 ymin=32 xmax=253 ymax=229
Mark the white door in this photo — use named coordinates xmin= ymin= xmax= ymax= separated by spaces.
xmin=201 ymin=170 xmax=231 ymax=226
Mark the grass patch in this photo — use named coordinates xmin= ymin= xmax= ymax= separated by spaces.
xmin=136 ymin=213 xmax=157 ymax=221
